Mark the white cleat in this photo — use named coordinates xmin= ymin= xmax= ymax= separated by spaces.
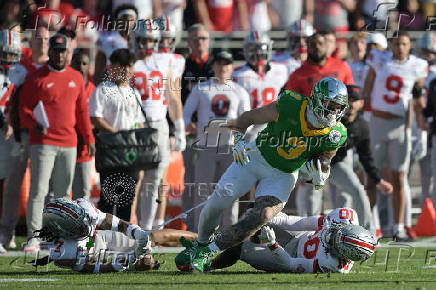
xmin=8 ymin=236 xmax=16 ymax=249
xmin=0 ymin=243 xmax=7 ymax=254
xmin=23 ymin=238 xmax=40 ymax=253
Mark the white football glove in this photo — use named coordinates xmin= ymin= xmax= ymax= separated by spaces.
xmin=305 ymin=159 xmax=330 ymax=190
xmin=259 ymin=226 xmax=276 ymax=247
xmin=134 ymin=229 xmax=152 ymax=257
xmin=413 ymin=129 xmax=427 ymax=161
xmin=232 ymin=132 xmax=250 ymax=166
xmin=174 ymin=119 xmax=186 ymax=152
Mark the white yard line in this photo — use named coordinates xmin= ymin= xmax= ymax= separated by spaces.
xmin=0 ymin=278 xmax=60 ymax=282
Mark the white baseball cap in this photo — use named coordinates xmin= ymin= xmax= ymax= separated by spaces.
xmin=366 ymin=33 xmax=387 ymax=49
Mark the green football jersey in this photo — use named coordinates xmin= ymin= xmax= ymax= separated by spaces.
xmin=256 ymin=90 xmax=347 ymax=173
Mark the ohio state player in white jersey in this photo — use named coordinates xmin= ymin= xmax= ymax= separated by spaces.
xmin=363 ymin=32 xmax=428 ymax=242
xmin=233 ymin=31 xmax=287 ymax=142
xmin=211 ymin=208 xmax=375 ymax=273
xmin=183 ymin=51 xmax=251 ymax=230
xmin=272 ymin=20 xmax=314 ymax=78
xmin=133 ymin=26 xmax=186 ymax=231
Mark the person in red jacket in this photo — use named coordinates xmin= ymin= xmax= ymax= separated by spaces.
xmin=285 ymin=32 xmax=354 ymax=98
xmin=18 ymin=34 xmax=95 ymax=252
xmin=71 ymin=49 xmax=95 ymax=200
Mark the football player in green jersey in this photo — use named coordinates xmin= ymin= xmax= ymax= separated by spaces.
xmin=175 ymin=77 xmax=349 ymax=272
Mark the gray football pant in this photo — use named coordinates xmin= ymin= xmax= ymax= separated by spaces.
xmin=72 ymin=160 xmax=92 ymax=200
xmin=297 ymin=150 xmax=374 ymax=231
xmin=0 ymin=131 xmax=12 ymax=180
xmin=0 ymin=131 xmax=29 ymax=244
xmin=191 ymin=146 xmax=238 ymax=232
xmin=138 ymin=120 xmax=170 ymax=231
xmin=181 ymin=139 xmax=197 ymax=232
xmin=27 ymin=144 xmax=77 ymax=237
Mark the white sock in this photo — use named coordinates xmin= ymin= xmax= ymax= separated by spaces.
xmin=393 ymin=223 xmax=404 ymax=235
xmin=208 ymin=242 xmax=220 ymax=253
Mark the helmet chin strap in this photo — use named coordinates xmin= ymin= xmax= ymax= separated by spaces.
xmin=145 ymin=49 xmax=154 ymax=55
xmin=159 ymin=48 xmax=170 ymax=53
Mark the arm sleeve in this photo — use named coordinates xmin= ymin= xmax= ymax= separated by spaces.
xmin=18 ymin=77 xmax=38 ymax=129
xmin=270 ymin=212 xmax=323 ymax=231
xmin=75 ymin=198 xmax=106 ymax=226
xmin=75 ymin=80 xmax=95 ymax=144
xmin=355 ymin=119 xmax=381 ymax=183
xmin=183 ymin=84 xmax=200 ymax=125
xmin=270 ymin=245 xmax=319 ymax=273
xmin=89 ymin=86 xmax=104 ymax=118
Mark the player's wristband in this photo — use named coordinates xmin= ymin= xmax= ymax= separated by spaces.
xmin=93 ymin=262 xmax=101 ymax=273
xmin=111 ymin=216 xmax=120 ymax=231
xmin=268 ymin=242 xmax=279 ymax=251
xmin=127 ymin=224 xmax=140 ymax=239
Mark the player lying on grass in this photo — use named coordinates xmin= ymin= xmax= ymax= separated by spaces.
xmin=175 ymin=77 xmax=350 ymax=272
xmin=30 ymin=198 xmax=197 ymax=273
xmin=193 ymin=208 xmax=376 ymax=273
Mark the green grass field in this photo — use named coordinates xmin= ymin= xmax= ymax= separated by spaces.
xmin=1 ymin=243 xmax=436 ymax=289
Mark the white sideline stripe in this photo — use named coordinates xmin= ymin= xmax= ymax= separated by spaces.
xmin=0 ymin=278 xmax=60 ymax=282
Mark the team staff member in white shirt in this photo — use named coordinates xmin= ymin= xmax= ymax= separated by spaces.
xmin=183 ymin=51 xmax=251 ymax=230
xmin=89 ymin=48 xmax=145 ymax=221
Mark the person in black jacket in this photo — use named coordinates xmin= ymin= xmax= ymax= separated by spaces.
xmin=303 ymin=85 xmax=393 ymax=233
xmin=181 ymin=24 xmax=214 ymax=232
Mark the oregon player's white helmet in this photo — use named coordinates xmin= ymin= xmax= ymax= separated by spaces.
xmin=308 ymin=77 xmax=349 ymax=128
xmin=0 ymin=29 xmax=21 ymax=66
xmin=135 ymin=24 xmax=160 ymax=55
xmin=243 ymin=31 xmax=273 ymax=67
xmin=321 ymin=223 xmax=377 ymax=261
xmin=159 ymin=24 xmax=177 ymax=53
xmin=287 ymin=19 xmax=314 ymax=54
xmin=42 ymin=198 xmax=92 ymax=240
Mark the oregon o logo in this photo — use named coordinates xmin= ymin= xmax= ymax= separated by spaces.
xmin=125 ymin=151 xmax=137 ymax=163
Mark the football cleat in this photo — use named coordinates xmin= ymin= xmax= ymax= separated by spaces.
xmin=23 ymin=238 xmax=40 ymax=253
xmin=191 ymin=245 xmax=214 ymax=273
xmin=175 ymin=237 xmax=197 ymax=272
xmin=0 ymin=243 xmax=7 ymax=254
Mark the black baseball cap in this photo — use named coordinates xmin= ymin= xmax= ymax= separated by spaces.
xmin=49 ymin=34 xmax=68 ymax=49
xmin=212 ymin=51 xmax=233 ymax=64
xmin=347 ymin=85 xmax=362 ymax=100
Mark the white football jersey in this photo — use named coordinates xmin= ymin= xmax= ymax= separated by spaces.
xmin=48 ymin=199 xmax=106 ymax=262
xmin=367 ymin=49 xmax=428 ymax=116
xmin=0 ymin=64 xmax=27 ymax=115
xmin=183 ymin=79 xmax=251 ymax=146
xmin=156 ymin=52 xmax=186 ymax=81
xmin=134 ymin=54 xmax=172 ymax=121
xmin=232 ymin=62 xmax=288 ymax=109
xmin=271 ymin=51 xmax=302 ymax=78
xmin=290 ymin=229 xmax=354 ymax=273
xmin=348 ymin=60 xmax=369 ymax=89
